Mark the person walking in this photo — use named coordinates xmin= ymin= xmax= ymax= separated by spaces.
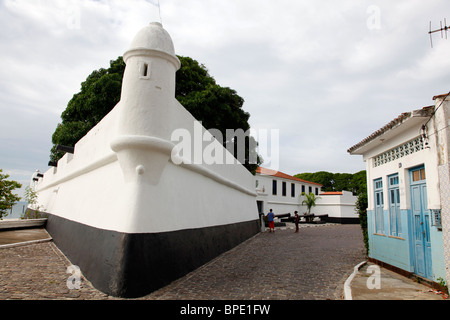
xmin=294 ymin=211 xmax=300 ymax=233
xmin=267 ymin=209 xmax=275 ymax=233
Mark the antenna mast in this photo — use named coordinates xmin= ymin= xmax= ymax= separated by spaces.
xmin=429 ymin=18 xmax=449 ymax=48
xmin=157 ymin=0 xmax=162 ymax=25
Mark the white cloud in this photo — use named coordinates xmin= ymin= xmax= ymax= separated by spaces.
xmin=397 ymin=41 xmax=450 ymax=82
xmin=1 ymin=0 xmax=450 ymax=182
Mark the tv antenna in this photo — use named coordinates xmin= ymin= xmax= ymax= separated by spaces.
xmin=429 ymin=18 xmax=449 ymax=48
xmin=147 ymin=0 xmax=163 ymax=25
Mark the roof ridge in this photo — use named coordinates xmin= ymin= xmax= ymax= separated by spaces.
xmin=256 ymin=167 xmax=323 ymax=186
xmin=347 ymin=105 xmax=434 ymax=154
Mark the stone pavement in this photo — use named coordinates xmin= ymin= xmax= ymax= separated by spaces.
xmin=0 ymin=233 xmax=112 ymax=300
xmin=0 ymin=228 xmax=51 ymax=246
xmin=0 ymin=224 xmax=366 ymax=300
xmin=348 ymin=261 xmax=448 ymax=300
xmin=144 ymin=223 xmax=365 ymax=300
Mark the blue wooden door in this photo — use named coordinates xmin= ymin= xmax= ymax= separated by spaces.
xmin=410 ymin=167 xmax=432 ymax=279
xmin=374 ymin=179 xmax=384 ymax=234
xmin=389 ymin=175 xmax=401 ymax=236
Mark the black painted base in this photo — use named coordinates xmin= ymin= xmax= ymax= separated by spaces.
xmin=45 ymin=214 xmax=260 ymax=298
xmin=325 ymin=217 xmax=360 ymax=224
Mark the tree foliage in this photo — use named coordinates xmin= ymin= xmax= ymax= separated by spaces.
xmin=50 ymin=56 xmax=260 ymax=173
xmin=356 ymin=189 xmax=369 ymax=254
xmin=301 ymin=192 xmax=321 ymax=214
xmin=294 ymin=170 xmax=366 ymax=195
xmin=0 ymin=169 xmax=22 ymax=220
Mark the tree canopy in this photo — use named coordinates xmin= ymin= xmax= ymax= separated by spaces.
xmin=50 ymin=56 xmax=260 ymax=173
xmin=294 ymin=170 xmax=367 ymax=195
xmin=0 ymin=169 xmax=22 ymax=220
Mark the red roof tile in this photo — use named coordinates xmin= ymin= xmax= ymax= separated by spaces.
xmin=256 ymin=167 xmax=323 ymax=186
xmin=319 ymin=191 xmax=343 ymax=195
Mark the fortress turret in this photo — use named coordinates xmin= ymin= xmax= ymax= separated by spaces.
xmin=111 ymin=22 xmax=181 ymax=184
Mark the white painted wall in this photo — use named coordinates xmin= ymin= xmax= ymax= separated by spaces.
xmin=255 ymin=172 xmax=357 ymax=220
xmin=362 ymin=121 xmax=441 ymax=212
xmin=33 ymin=22 xmax=258 ymax=234
xmin=255 ymin=172 xmax=320 ymax=215
xmin=314 ymin=191 xmax=358 ymax=219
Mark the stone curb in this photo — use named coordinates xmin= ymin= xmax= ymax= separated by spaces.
xmin=344 ymin=260 xmax=367 ymax=300
xmin=0 ymin=237 xmax=53 ymax=249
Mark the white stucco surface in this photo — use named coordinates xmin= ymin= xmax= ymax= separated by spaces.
xmin=255 ymin=169 xmax=357 ymax=220
xmin=33 ymin=22 xmax=258 ymax=234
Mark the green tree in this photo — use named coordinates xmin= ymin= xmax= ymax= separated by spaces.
xmin=50 ymin=57 xmax=125 ymax=163
xmin=301 ymin=192 xmax=321 ymax=214
xmin=295 ymin=172 xmax=314 ymax=185
xmin=349 ymin=170 xmax=367 ymax=195
xmin=50 ymin=55 xmax=260 ymax=173
xmin=356 ymin=190 xmax=369 ymax=254
xmin=0 ymin=169 xmax=22 ymax=220
xmin=294 ymin=170 xmax=366 ymax=195
xmin=22 ymin=186 xmax=46 ymax=219
xmin=333 ymin=173 xmax=353 ymax=192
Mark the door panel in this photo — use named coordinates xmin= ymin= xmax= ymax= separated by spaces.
xmin=422 ymin=185 xmax=432 ymax=279
xmin=410 ymin=167 xmax=432 ymax=279
xmin=375 ymin=190 xmax=384 ymax=234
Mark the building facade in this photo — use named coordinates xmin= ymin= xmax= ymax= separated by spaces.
xmin=315 ymin=191 xmax=360 ymax=224
xmin=255 ymin=167 xmax=358 ymax=223
xmin=348 ymin=94 xmax=450 ymax=287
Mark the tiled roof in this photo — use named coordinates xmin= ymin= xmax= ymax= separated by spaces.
xmin=256 ymin=167 xmax=323 ymax=186
xmin=319 ymin=191 xmax=343 ymax=195
xmin=433 ymin=93 xmax=450 ymax=100
xmin=347 ymin=106 xmax=434 ymax=154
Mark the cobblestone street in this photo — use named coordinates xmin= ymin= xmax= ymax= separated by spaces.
xmin=0 ymin=224 xmax=366 ymax=300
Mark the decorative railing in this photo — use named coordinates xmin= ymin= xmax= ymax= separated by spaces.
xmin=373 ymin=136 xmax=424 ymax=167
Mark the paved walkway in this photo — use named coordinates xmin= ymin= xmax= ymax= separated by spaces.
xmin=0 ymin=224 xmax=366 ymax=300
xmin=349 ymin=262 xmax=448 ymax=300
xmin=146 ymin=224 xmax=365 ymax=300
xmin=0 ymin=228 xmax=51 ymax=246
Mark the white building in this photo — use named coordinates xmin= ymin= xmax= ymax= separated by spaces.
xmin=348 ymin=93 xmax=450 ymax=287
xmin=314 ymin=191 xmax=360 ymax=224
xmin=31 ymin=22 xmax=259 ymax=298
xmin=255 ymin=167 xmax=359 ymax=224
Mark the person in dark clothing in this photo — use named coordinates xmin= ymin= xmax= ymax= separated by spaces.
xmin=294 ymin=211 xmax=300 ymax=233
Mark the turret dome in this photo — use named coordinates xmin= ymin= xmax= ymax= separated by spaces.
xmin=124 ymin=22 xmax=180 ymax=69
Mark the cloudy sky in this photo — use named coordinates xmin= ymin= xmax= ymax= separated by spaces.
xmin=1 ymin=0 xmax=450 ymax=197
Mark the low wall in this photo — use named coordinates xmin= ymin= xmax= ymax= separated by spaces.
xmin=0 ymin=219 xmax=47 ymax=230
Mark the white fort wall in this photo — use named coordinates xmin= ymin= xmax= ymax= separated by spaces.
xmin=314 ymin=191 xmax=359 ymax=221
xmin=35 ymin=99 xmax=257 ymax=234
xmin=32 ymin=22 xmax=259 ymax=298
xmin=255 ymin=169 xmax=358 ymax=223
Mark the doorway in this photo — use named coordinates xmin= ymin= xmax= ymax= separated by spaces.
xmin=410 ymin=166 xmax=432 ymax=279
xmin=257 ymin=201 xmax=264 ymax=215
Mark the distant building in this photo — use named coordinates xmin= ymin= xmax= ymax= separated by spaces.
xmin=348 ymin=93 xmax=450 ymax=287
xmin=315 ymin=191 xmax=360 ymax=224
xmin=255 ymin=167 xmax=358 ymax=223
